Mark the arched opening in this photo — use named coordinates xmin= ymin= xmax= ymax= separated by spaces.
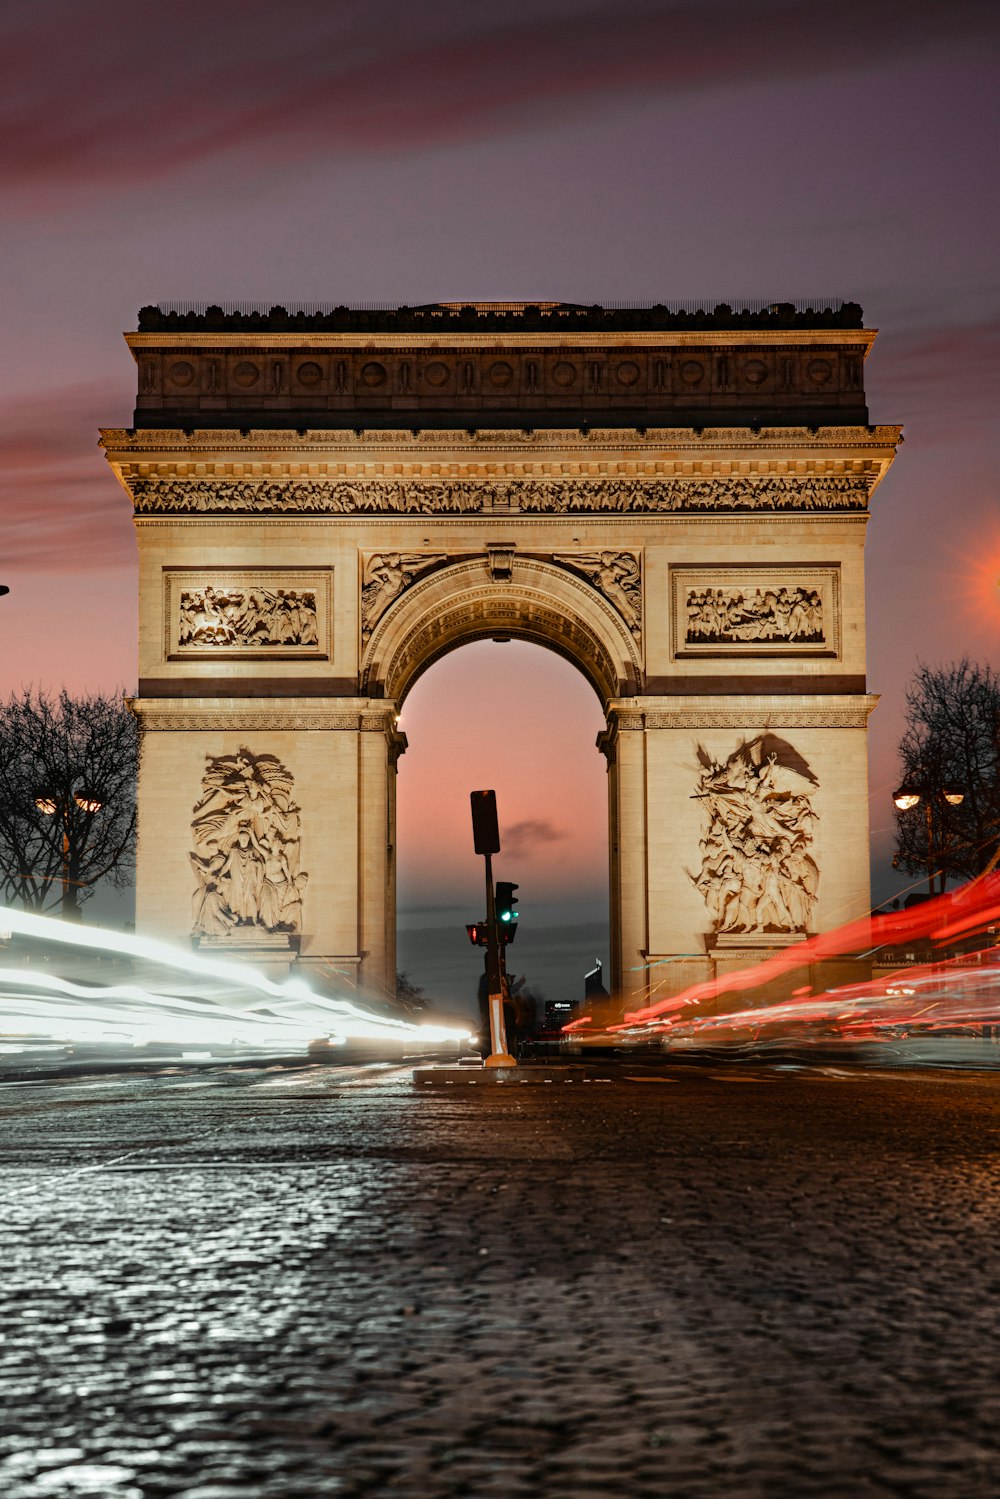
xmin=395 ymin=639 xmax=610 ymax=1022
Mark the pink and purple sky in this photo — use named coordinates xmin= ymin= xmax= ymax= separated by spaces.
xmin=2 ymin=0 xmax=999 ymax=996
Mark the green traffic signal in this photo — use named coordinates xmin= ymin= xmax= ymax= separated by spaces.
xmin=495 ymin=881 xmax=519 ymax=923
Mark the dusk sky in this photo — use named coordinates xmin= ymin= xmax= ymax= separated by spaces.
xmin=2 ymin=0 xmax=999 ymax=1000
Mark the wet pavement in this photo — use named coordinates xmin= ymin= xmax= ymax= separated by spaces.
xmin=1 ymin=1058 xmax=999 ymax=1498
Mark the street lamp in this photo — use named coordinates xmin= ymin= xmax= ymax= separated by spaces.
xmin=892 ymin=781 xmax=966 ymax=896
xmin=34 ymin=786 xmax=104 ymax=917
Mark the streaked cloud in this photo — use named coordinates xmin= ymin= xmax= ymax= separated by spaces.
xmin=2 ymin=0 xmax=996 ymax=199
xmin=0 ymin=384 xmax=135 ymax=570
xmin=503 ymin=819 xmax=568 ymax=857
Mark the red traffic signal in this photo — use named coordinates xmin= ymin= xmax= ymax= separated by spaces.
xmin=466 ymin=922 xmax=489 ymax=947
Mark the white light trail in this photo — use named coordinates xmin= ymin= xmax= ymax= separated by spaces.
xmin=0 ymin=906 xmax=475 ymax=1057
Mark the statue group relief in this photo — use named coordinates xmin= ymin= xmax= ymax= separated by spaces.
xmin=132 ymin=474 xmax=869 ymax=516
xmin=686 ymin=586 xmax=824 ymax=646
xmin=179 ymin=585 xmax=318 ymax=649
xmin=692 ymin=734 xmax=819 ymax=937
xmin=190 ymin=748 xmax=308 ymax=938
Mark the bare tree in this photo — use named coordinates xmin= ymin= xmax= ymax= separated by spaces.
xmin=0 ymin=689 xmax=138 ymax=918
xmin=893 ymin=660 xmax=1000 ymax=891
xmin=396 ymin=970 xmax=428 ymax=1014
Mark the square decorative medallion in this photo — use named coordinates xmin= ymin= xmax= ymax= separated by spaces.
xmin=164 ymin=568 xmax=332 ymax=660
xmin=670 ymin=565 xmax=840 ymax=659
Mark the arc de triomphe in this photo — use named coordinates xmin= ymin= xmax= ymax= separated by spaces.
xmin=101 ymin=301 xmax=899 ymax=1009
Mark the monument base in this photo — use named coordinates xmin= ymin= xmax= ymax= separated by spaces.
xmin=194 ymin=930 xmax=297 ymax=978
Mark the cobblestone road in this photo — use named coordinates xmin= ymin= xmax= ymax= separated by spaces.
xmin=1 ymin=1060 xmax=998 ymax=1498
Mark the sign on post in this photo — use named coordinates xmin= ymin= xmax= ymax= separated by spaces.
xmin=470 ymin=789 xmax=500 ymax=855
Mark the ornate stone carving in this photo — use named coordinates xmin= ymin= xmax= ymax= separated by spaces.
xmin=671 ymin=566 xmax=840 ymax=659
xmin=692 ymin=734 xmax=819 ymax=937
xmin=131 ymin=474 xmax=870 ymax=517
xmin=179 ymin=585 xmax=318 ymax=649
xmin=190 ymin=747 xmax=308 ymax=938
xmin=164 ymin=569 xmax=331 ymax=660
xmin=360 ymin=553 xmax=448 ymax=640
xmin=685 ymin=585 xmax=823 ymax=645
xmin=553 ymin=551 xmax=642 ymax=639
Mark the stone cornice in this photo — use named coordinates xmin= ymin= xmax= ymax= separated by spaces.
xmin=126 ymin=328 xmax=877 ymax=352
xmin=102 ymin=424 xmax=901 ymax=458
xmin=102 ymin=425 xmax=900 ymax=512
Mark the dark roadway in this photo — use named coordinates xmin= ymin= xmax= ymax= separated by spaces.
xmin=1 ymin=1060 xmax=999 ymax=1499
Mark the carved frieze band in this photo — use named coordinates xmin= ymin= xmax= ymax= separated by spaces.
xmin=131 ymin=474 xmax=869 ymax=516
xmin=164 ymin=569 xmax=332 ymax=660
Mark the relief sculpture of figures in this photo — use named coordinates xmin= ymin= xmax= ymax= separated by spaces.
xmin=691 ymin=734 xmax=819 ymax=936
xmin=132 ymin=474 xmax=869 ymax=516
xmin=686 ymin=586 xmax=824 ymax=645
xmin=190 ymin=747 xmax=308 ymax=938
xmin=553 ymin=551 xmax=642 ymax=639
xmin=179 ymin=585 xmax=318 ymax=649
xmin=360 ymin=553 xmax=447 ymax=638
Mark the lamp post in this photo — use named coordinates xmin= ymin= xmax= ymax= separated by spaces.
xmin=892 ymin=781 xmax=966 ymax=897
xmin=33 ymin=786 xmax=104 ymax=919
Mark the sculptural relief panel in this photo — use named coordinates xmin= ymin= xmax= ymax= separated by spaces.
xmin=671 ymin=566 xmax=840 ymax=658
xmin=190 ymin=746 xmax=308 ymax=940
xmin=552 ymin=550 xmax=642 ymax=641
xmin=360 ymin=552 xmax=448 ymax=643
xmin=164 ymin=569 xmax=332 ymax=659
xmin=691 ymin=734 xmax=819 ymax=940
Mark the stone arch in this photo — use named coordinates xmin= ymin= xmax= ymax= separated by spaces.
xmin=360 ymin=556 xmax=642 ymax=706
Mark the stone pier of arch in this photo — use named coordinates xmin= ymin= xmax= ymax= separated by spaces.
xmin=102 ymin=301 xmax=899 ymax=1014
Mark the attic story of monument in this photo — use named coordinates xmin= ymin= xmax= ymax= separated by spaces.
xmin=101 ymin=301 xmax=900 ymax=1007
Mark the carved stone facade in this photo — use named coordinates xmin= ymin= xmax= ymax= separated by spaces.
xmin=106 ymin=301 xmax=900 ymax=1006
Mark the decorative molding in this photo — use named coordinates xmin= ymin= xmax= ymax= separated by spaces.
xmin=671 ymin=565 xmax=840 ymax=660
xmin=163 ymin=569 xmax=332 ymax=661
xmin=103 ymin=421 xmax=903 ymax=449
xmin=552 ymin=551 xmax=642 ymax=641
xmin=606 ymin=696 xmax=877 ymax=730
xmin=129 ymin=698 xmax=397 ymax=733
xmin=130 ymin=473 xmax=870 ymax=517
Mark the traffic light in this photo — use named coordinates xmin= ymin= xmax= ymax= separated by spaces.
xmin=495 ymin=881 xmax=519 ymax=942
xmin=466 ymin=921 xmax=489 ymax=947
xmin=470 ymin=790 xmax=500 ymax=855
